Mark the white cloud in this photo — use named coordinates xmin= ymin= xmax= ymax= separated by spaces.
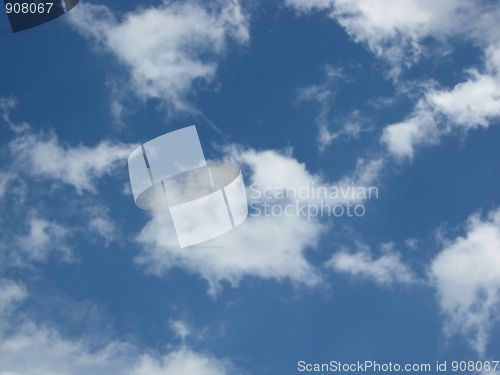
xmin=286 ymin=0 xmax=478 ymax=76
xmin=405 ymin=238 xmax=418 ymax=250
xmin=380 ymin=101 xmax=438 ymax=160
xmin=169 ymin=320 xmax=191 ymax=343
xmin=0 ymin=279 xmax=27 ymax=316
xmin=88 ymin=217 xmax=119 ymax=246
xmin=345 ymin=157 xmax=384 ymax=187
xmin=0 ymin=322 xmax=134 ymax=375
xmin=86 ymin=205 xmax=120 ymax=246
xmin=129 ymin=348 xmax=231 ymax=375
xmin=427 ymin=69 xmax=500 ymax=127
xmin=381 ymin=68 xmax=500 ymax=159
xmin=0 ymin=96 xmax=30 ymax=134
xmin=135 ymin=147 xmax=329 ymax=296
xmin=296 ymin=65 xmax=370 ymax=150
xmin=9 ymin=129 xmax=135 ymax=194
xmin=0 ymin=280 xmax=238 ymax=375
xmin=14 ymin=214 xmax=72 ymax=264
xmin=134 ymin=145 xmax=383 ymax=296
xmin=135 ymin=194 xmax=325 ymax=297
xmin=429 ymin=207 xmax=500 ymax=356
xmin=0 ymin=280 xmax=127 ymax=375
xmin=326 ymin=242 xmax=416 ymax=285
xmin=0 ymin=319 xmax=233 ymax=375
xmin=287 ymin=1 xmax=500 ymax=158
xmin=68 ymin=0 xmax=249 ymax=114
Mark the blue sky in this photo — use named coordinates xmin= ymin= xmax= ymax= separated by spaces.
xmin=1 ymin=0 xmax=500 ymax=374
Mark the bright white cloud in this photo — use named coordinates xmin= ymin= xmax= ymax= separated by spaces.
xmin=381 ymin=68 xmax=500 ymax=159
xmin=68 ymin=0 xmax=249 ymax=114
xmin=286 ymin=0 xmax=477 ymax=75
xmin=429 ymin=207 xmax=500 ymax=356
xmin=380 ymin=101 xmax=438 ymax=160
xmin=135 ymin=147 xmax=329 ymax=296
xmin=9 ymin=129 xmax=135 ymax=193
xmin=326 ymin=242 xmax=416 ymax=285
xmin=135 ymin=145 xmax=382 ymax=296
xmin=428 ymin=69 xmax=500 ymax=127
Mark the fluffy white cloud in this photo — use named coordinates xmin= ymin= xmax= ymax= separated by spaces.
xmin=0 ymin=322 xmax=134 ymax=375
xmin=134 ymin=145 xmax=383 ymax=296
xmin=427 ymin=69 xmax=500 ymax=127
xmin=1 ymin=324 xmax=231 ymax=375
xmin=326 ymin=242 xmax=416 ymax=285
xmin=0 ymin=281 xmax=237 ymax=375
xmin=381 ymin=66 xmax=500 ymax=159
xmin=380 ymin=101 xmax=438 ymax=160
xmin=135 ymin=147 xmax=327 ymax=297
xmin=429 ymin=208 xmax=500 ymax=356
xmin=0 ymin=280 xmax=129 ymax=374
xmin=8 ymin=129 xmax=135 ymax=193
xmin=68 ymin=0 xmax=249 ymax=113
xmin=286 ymin=0 xmax=478 ymax=75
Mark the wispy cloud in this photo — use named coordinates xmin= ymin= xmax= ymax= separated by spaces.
xmin=14 ymin=213 xmax=73 ymax=264
xmin=296 ymin=65 xmax=371 ymax=150
xmin=0 ymin=279 xmax=237 ymax=375
xmin=8 ymin=128 xmax=135 ymax=194
xmin=326 ymin=241 xmax=417 ymax=286
xmin=287 ymin=1 xmax=500 ymax=159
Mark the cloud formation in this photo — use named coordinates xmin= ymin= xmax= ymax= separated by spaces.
xmin=0 ymin=280 xmax=236 ymax=375
xmin=8 ymin=129 xmax=134 ymax=193
xmin=14 ymin=214 xmax=73 ymax=264
xmin=68 ymin=0 xmax=249 ymax=114
xmin=135 ymin=147 xmax=328 ymax=296
xmin=429 ymin=208 xmax=500 ymax=356
xmin=286 ymin=0 xmax=479 ymax=75
xmin=287 ymin=0 xmax=500 ymax=159
xmin=326 ymin=242 xmax=416 ymax=286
